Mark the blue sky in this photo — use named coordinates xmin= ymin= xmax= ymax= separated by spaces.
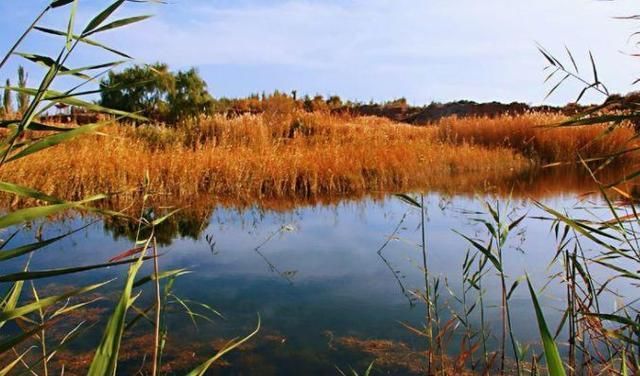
xmin=1 ymin=0 xmax=639 ymax=105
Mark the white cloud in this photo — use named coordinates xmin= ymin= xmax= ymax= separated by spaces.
xmin=9 ymin=0 xmax=639 ymax=104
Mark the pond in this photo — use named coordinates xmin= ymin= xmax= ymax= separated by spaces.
xmin=1 ymin=168 xmax=635 ymax=375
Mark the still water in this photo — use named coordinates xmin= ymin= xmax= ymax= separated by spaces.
xmin=1 ymin=184 xmax=629 ymax=374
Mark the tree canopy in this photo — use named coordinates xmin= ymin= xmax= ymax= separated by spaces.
xmin=168 ymin=68 xmax=214 ymax=123
xmin=99 ymin=63 xmax=214 ymax=124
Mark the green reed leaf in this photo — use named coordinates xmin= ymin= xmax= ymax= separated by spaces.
xmin=587 ymin=313 xmax=640 ymax=330
xmin=0 ymin=257 xmax=152 ymax=283
xmin=0 ymin=120 xmax=73 ymax=132
xmin=2 ymin=86 xmax=146 ymax=120
xmin=150 ymin=208 xmax=181 ymax=227
xmin=132 ymin=268 xmax=190 ymax=288
xmin=364 ymin=361 xmax=375 ymax=376
xmin=50 ymin=0 xmax=75 ymax=8
xmin=87 ymin=245 xmax=148 ymax=376
xmin=34 ymin=26 xmax=133 ymax=58
xmin=83 ymin=0 xmax=125 ymax=35
xmin=58 ymin=60 xmax=128 ymax=78
xmin=0 ymin=204 xmax=76 ymax=229
xmin=85 ymin=15 xmax=152 ymax=36
xmin=557 ymin=114 xmax=637 ymax=127
xmin=535 ymin=202 xmax=623 ymax=254
xmin=455 ymin=231 xmax=502 ymax=272
xmin=565 ymin=46 xmax=579 ymax=74
xmin=0 ymin=282 xmax=24 ymax=330
xmin=508 ymin=214 xmax=527 ymax=231
xmin=14 ymin=52 xmax=91 ymax=79
xmin=0 ymin=181 xmax=64 ymax=203
xmin=52 ymin=297 xmax=103 ymax=318
xmin=395 ymin=193 xmax=421 ymax=208
xmin=124 ymin=304 xmax=155 ymax=331
xmin=526 ymin=276 xmax=566 ymax=376
xmin=186 ymin=315 xmax=261 ymax=376
xmin=0 ymin=324 xmax=47 ymax=354
xmin=0 ymin=232 xmax=73 ymax=261
xmin=0 ymin=195 xmax=103 ymax=229
xmin=545 ymin=74 xmax=571 ymax=101
xmin=6 ymin=121 xmax=108 ymax=162
xmin=506 ymin=276 xmax=524 ymax=301
xmin=66 ymin=0 xmax=78 ymax=50
xmin=0 ymin=280 xmax=110 ymax=323
xmin=589 ymin=51 xmax=599 ymax=85
xmin=0 ymin=348 xmax=31 ymax=376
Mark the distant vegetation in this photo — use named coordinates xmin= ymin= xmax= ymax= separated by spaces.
xmin=0 ymin=65 xmax=29 ymax=118
xmin=92 ymin=60 xmax=586 ymax=129
xmin=99 ymin=63 xmax=214 ymax=123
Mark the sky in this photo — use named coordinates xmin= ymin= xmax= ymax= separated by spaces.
xmin=1 ymin=0 xmax=639 ymax=105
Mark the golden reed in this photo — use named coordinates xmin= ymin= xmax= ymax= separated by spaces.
xmin=1 ymin=111 xmax=634 ymax=210
xmin=436 ymin=112 xmax=636 ymax=162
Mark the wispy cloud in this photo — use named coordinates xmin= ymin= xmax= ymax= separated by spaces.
xmin=2 ymin=0 xmax=639 ymax=104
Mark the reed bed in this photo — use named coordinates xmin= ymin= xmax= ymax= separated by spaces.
xmin=0 ymin=112 xmax=531 ymax=206
xmin=436 ymin=112 xmax=638 ymax=163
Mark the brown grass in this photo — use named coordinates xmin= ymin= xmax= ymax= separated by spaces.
xmin=0 ymin=111 xmax=531 ymax=208
xmin=436 ymin=112 xmax=637 ymax=163
xmin=2 ymin=111 xmax=636 ymax=213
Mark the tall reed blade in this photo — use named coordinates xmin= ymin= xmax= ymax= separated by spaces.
xmin=526 ymin=276 xmax=566 ymax=376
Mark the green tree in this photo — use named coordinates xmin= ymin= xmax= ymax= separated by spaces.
xmin=167 ymin=68 xmax=214 ymax=123
xmin=17 ymin=66 xmax=28 ymax=115
xmin=100 ymin=64 xmax=214 ymax=124
xmin=3 ymin=79 xmax=12 ymax=116
xmin=100 ymin=63 xmax=174 ymax=122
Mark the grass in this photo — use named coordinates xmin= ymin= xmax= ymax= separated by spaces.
xmin=436 ymin=112 xmax=637 ymax=163
xmin=2 ymin=110 xmax=637 ymax=218
xmin=0 ymin=111 xmax=534 ymax=208
xmin=4 ymin=110 xmax=637 ymax=211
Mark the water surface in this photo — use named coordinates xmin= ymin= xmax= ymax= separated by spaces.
xmin=1 ymin=170 xmax=632 ymax=374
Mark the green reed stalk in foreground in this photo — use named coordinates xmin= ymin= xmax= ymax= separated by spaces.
xmin=429 ymin=24 xmax=640 ymax=374
xmin=454 ymin=200 xmax=525 ymax=375
xmin=397 ymin=195 xmax=434 ymax=369
xmin=418 ymin=169 xmax=640 ymax=376
xmin=0 ymin=1 xmax=257 ymax=374
xmin=443 ymin=247 xmax=490 ymax=373
xmin=530 ymin=22 xmax=640 ymax=373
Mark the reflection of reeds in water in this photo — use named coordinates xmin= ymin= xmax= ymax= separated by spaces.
xmin=23 ymin=165 xmax=628 ymax=249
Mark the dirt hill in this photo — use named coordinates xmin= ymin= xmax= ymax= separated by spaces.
xmin=339 ymin=100 xmax=585 ymax=125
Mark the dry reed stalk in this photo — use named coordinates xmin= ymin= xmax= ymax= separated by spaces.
xmin=436 ymin=112 xmax=638 ymax=163
xmin=0 ymin=112 xmax=532 ymax=205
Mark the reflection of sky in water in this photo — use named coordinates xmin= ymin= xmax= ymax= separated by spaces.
xmin=2 ymin=192 xmax=633 ymax=372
